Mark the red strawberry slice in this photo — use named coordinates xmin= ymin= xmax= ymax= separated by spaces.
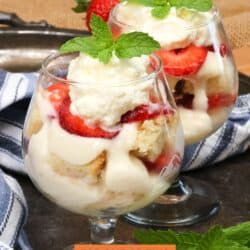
xmin=121 ymin=104 xmax=174 ymax=123
xmin=174 ymin=93 xmax=236 ymax=110
xmin=208 ymin=93 xmax=237 ymax=110
xmin=207 ymin=43 xmax=229 ymax=57
xmin=219 ymin=44 xmax=229 ymax=57
xmin=86 ymin=0 xmax=120 ymax=31
xmin=155 ymin=44 xmax=208 ymax=77
xmin=59 ymin=97 xmax=119 ymax=139
xmin=47 ymin=83 xmax=69 ymax=112
xmin=145 ymin=152 xmax=181 ymax=173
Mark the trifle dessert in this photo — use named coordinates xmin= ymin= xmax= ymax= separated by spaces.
xmin=23 ymin=15 xmax=184 ymax=217
xmin=109 ymin=0 xmax=238 ymax=144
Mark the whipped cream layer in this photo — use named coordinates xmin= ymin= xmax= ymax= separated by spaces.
xmin=173 ymin=55 xmax=235 ymax=144
xmin=179 ymin=106 xmax=232 ymax=145
xmin=68 ymin=54 xmax=152 ymax=127
xmin=24 ymin=45 xmax=185 ymax=216
xmin=26 ymin=118 xmax=169 ymax=215
xmin=113 ymin=3 xmax=215 ymax=49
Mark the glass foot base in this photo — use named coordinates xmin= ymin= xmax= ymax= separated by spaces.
xmin=124 ymin=176 xmax=220 ymax=227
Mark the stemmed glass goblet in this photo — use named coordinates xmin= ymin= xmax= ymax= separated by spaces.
xmin=22 ymin=52 xmax=184 ymax=244
xmin=108 ymin=2 xmax=239 ymax=226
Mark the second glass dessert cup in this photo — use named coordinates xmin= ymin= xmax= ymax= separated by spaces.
xmin=22 ymin=52 xmax=184 ymax=244
xmin=109 ymin=3 xmax=239 ymax=226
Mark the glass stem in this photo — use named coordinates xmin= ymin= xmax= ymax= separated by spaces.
xmin=89 ymin=217 xmax=117 ymax=244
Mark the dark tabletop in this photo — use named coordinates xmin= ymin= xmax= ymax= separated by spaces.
xmin=14 ymin=150 xmax=250 ymax=250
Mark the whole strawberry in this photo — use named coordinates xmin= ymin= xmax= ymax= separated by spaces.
xmin=72 ymin=0 xmax=119 ymax=31
xmin=86 ymin=0 xmax=119 ymax=30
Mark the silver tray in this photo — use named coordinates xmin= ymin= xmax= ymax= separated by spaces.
xmin=0 ymin=12 xmax=89 ymax=72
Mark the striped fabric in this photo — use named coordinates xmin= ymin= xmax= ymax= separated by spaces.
xmin=182 ymin=94 xmax=250 ymax=170
xmin=0 ymin=171 xmax=28 ymax=250
xmin=0 ymin=71 xmax=249 ymax=249
xmin=0 ymin=72 xmax=36 ymax=250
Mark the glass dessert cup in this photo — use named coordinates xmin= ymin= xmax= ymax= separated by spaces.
xmin=22 ymin=52 xmax=184 ymax=244
xmin=108 ymin=3 xmax=239 ymax=226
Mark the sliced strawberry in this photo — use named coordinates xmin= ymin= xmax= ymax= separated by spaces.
xmin=207 ymin=43 xmax=229 ymax=57
xmin=155 ymin=44 xmax=208 ymax=77
xmin=174 ymin=93 xmax=236 ymax=110
xmin=121 ymin=104 xmax=174 ymax=123
xmin=208 ymin=93 xmax=236 ymax=110
xmin=86 ymin=0 xmax=119 ymax=31
xmin=207 ymin=45 xmax=214 ymax=52
xmin=144 ymin=152 xmax=181 ymax=173
xmin=219 ymin=44 xmax=229 ymax=57
xmin=47 ymin=83 xmax=69 ymax=112
xmin=59 ymin=97 xmax=119 ymax=139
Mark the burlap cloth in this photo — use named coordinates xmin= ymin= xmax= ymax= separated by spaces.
xmin=0 ymin=0 xmax=249 ymax=74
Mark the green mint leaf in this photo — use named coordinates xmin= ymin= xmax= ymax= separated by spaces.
xmin=223 ymin=222 xmax=250 ymax=247
xmin=198 ymin=226 xmax=249 ymax=250
xmin=115 ymin=32 xmax=160 ymax=58
xmin=151 ymin=4 xmax=171 ymax=19
xmin=125 ymin=0 xmax=170 ymax=19
xmin=89 ymin=14 xmax=115 ymax=63
xmin=139 ymin=0 xmax=166 ymax=6
xmin=60 ymin=15 xmax=115 ymax=63
xmin=135 ymin=229 xmax=173 ymax=244
xmin=59 ymin=37 xmax=92 ymax=54
xmin=173 ymin=232 xmax=202 ymax=250
xmin=72 ymin=0 xmax=90 ymax=13
xmin=97 ymin=46 xmax=114 ymax=64
xmin=169 ymin=0 xmax=212 ymax=12
xmin=135 ymin=229 xmax=202 ymax=250
xmin=60 ymin=14 xmax=160 ymax=63
xmin=60 ymin=37 xmax=112 ymax=59
xmin=198 ymin=226 xmax=226 ymax=250
xmin=90 ymin=14 xmax=114 ymax=43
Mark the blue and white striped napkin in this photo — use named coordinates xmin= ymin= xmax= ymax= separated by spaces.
xmin=0 ymin=71 xmax=36 ymax=250
xmin=0 ymin=71 xmax=249 ymax=249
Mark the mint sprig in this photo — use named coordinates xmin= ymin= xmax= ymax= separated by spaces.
xmin=199 ymin=226 xmax=249 ymax=250
xmin=135 ymin=229 xmax=202 ymax=250
xmin=224 ymin=222 xmax=250 ymax=247
xmin=151 ymin=4 xmax=171 ymax=19
xmin=115 ymin=32 xmax=160 ymax=58
xmin=125 ymin=0 xmax=212 ymax=19
xmin=135 ymin=222 xmax=250 ymax=250
xmin=123 ymin=0 xmax=171 ymax=19
xmin=72 ymin=0 xmax=90 ymax=13
xmin=60 ymin=14 xmax=160 ymax=64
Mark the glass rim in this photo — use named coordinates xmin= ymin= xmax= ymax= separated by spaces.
xmin=109 ymin=2 xmax=219 ymax=31
xmin=41 ymin=52 xmax=163 ymax=87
